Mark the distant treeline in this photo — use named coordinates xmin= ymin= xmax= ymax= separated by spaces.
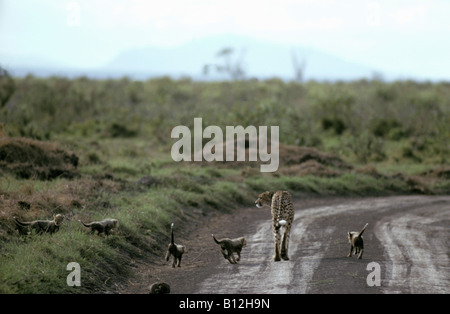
xmin=1 ymin=75 xmax=449 ymax=164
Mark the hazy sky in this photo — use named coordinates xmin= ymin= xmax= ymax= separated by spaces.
xmin=0 ymin=0 xmax=449 ymax=79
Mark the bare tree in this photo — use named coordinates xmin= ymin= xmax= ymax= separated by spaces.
xmin=291 ymin=50 xmax=307 ymax=83
xmin=203 ymin=47 xmax=246 ymax=80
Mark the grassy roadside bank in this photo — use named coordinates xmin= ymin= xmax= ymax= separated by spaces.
xmin=0 ymin=77 xmax=449 ymax=293
xmin=1 ymin=137 xmax=448 ymax=293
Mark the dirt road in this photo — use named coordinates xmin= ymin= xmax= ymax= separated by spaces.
xmin=123 ymin=195 xmax=450 ymax=294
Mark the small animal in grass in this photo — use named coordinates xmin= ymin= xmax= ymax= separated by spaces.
xmin=148 ymin=282 xmax=171 ymax=294
xmin=347 ymin=223 xmax=368 ymax=259
xmin=79 ymin=218 xmax=118 ymax=235
xmin=165 ymin=223 xmax=185 ymax=267
xmin=212 ymin=234 xmax=247 ymax=264
xmin=13 ymin=214 xmax=64 ymax=235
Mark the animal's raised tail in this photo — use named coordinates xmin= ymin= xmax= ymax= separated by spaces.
xmin=171 ymin=223 xmax=175 ymax=244
xmin=211 ymin=234 xmax=221 ymax=244
xmin=78 ymin=220 xmax=91 ymax=228
xmin=13 ymin=216 xmax=30 ymax=226
xmin=359 ymin=223 xmax=369 ymax=236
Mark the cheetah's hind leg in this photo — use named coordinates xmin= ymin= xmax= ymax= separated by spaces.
xmin=280 ymin=229 xmax=290 ymax=261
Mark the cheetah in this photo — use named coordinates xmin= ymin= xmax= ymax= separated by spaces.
xmin=79 ymin=218 xmax=118 ymax=236
xmin=212 ymin=234 xmax=247 ymax=264
xmin=14 ymin=214 xmax=64 ymax=235
xmin=347 ymin=223 xmax=368 ymax=259
xmin=255 ymin=191 xmax=294 ymax=261
xmin=165 ymin=223 xmax=185 ymax=267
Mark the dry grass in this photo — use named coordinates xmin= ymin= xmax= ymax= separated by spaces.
xmin=0 ymin=137 xmax=78 ymax=180
xmin=0 ymin=173 xmax=124 ymax=241
xmin=193 ymin=139 xmax=351 ymax=173
xmin=279 ymin=160 xmax=341 ymax=177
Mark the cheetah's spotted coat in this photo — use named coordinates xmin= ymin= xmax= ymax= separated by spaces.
xmin=255 ymin=190 xmax=294 ymax=261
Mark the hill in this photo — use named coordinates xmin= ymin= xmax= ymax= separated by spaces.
xmin=103 ymin=34 xmax=379 ymax=81
xmin=3 ymin=35 xmax=384 ymax=81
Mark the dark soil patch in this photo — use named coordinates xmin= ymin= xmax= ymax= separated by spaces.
xmin=0 ymin=137 xmax=78 ymax=180
xmin=278 ymin=144 xmax=351 ymax=169
xmin=421 ymin=167 xmax=450 ymax=179
xmin=194 ymin=140 xmax=352 ymax=176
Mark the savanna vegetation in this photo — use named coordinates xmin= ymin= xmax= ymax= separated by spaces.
xmin=0 ymin=70 xmax=449 ymax=293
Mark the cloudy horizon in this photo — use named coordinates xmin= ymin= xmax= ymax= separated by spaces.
xmin=1 ymin=0 xmax=449 ymax=80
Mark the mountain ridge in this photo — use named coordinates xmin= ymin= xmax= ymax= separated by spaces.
xmin=1 ymin=34 xmax=400 ymax=81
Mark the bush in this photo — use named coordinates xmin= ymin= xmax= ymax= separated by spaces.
xmin=105 ymin=123 xmax=138 ymax=138
xmin=0 ymin=137 xmax=78 ymax=180
xmin=321 ymin=117 xmax=346 ymax=135
xmin=371 ymin=118 xmax=401 ymax=138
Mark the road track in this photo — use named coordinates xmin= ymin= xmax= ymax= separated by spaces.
xmin=194 ymin=196 xmax=450 ymax=294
